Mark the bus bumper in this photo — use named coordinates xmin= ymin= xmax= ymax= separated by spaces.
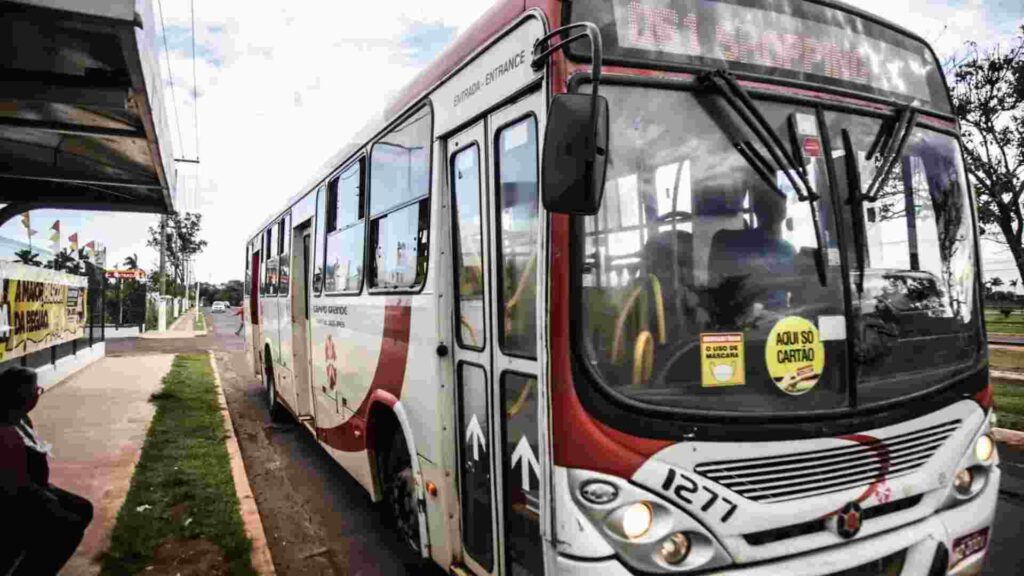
xmin=555 ymin=465 xmax=999 ymax=576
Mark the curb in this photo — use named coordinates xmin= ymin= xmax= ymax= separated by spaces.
xmin=208 ymin=352 xmax=276 ymax=576
xmin=991 ymin=370 xmax=1024 ymax=382
xmin=993 ymin=427 xmax=1024 ymax=449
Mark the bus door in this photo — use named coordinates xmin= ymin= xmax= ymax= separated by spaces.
xmin=250 ymin=246 xmax=262 ymax=377
xmin=291 ymin=221 xmax=315 ymax=421
xmin=448 ymin=89 xmax=544 ymax=576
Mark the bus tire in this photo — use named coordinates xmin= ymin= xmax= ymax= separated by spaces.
xmin=263 ymin=348 xmax=285 ymax=421
xmin=379 ymin=428 xmax=420 ymax=553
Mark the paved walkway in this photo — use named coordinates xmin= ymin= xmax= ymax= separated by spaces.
xmin=140 ymin=308 xmax=205 ymax=339
xmin=30 ymin=354 xmax=175 ymax=576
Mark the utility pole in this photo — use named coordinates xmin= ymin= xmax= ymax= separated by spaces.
xmin=159 ymin=215 xmax=167 ymax=295
xmin=158 ymin=214 xmax=168 ymax=331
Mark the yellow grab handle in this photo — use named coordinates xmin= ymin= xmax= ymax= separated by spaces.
xmin=648 ymin=274 xmax=666 ymax=345
xmin=632 ymin=330 xmax=655 ymax=387
xmin=611 ymin=286 xmax=644 ymax=363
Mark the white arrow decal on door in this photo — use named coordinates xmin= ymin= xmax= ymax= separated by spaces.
xmin=511 ymin=436 xmax=539 ymax=492
xmin=466 ymin=414 xmax=486 ymax=461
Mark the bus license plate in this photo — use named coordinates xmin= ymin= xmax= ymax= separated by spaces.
xmin=950 ymin=527 xmax=989 ymax=568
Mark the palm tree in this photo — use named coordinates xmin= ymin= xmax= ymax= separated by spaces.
xmin=47 ymin=248 xmax=77 ymax=272
xmin=124 ymin=253 xmax=139 ymax=270
xmin=14 ymin=249 xmax=41 ymax=267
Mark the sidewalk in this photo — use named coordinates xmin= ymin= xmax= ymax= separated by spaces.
xmin=30 ymin=354 xmax=175 ymax=576
xmin=140 ymin=308 xmax=206 ymax=339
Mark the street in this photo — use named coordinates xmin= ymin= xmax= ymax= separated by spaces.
xmin=109 ymin=309 xmax=1024 ymax=575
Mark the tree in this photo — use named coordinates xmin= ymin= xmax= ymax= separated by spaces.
xmin=123 ymin=253 xmax=139 ymax=270
xmin=948 ymin=27 xmax=1024 ymax=284
xmin=13 ymin=249 xmax=41 ymax=267
xmin=216 ymin=280 xmax=244 ymax=306
xmin=46 ymin=248 xmax=77 ymax=273
xmin=146 ymin=212 xmax=208 ymax=290
xmin=985 ymin=276 xmax=1005 ymax=297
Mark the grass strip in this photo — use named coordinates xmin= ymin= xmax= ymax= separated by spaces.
xmin=994 ymin=378 xmax=1024 ymax=432
xmin=101 ymin=354 xmax=254 ymax=576
xmin=194 ymin=311 xmax=206 ymax=331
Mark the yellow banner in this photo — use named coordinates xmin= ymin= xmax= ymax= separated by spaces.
xmin=0 ymin=264 xmax=88 ymax=362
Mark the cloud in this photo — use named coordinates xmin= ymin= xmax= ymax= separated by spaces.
xmin=399 ymin=20 xmax=459 ymax=65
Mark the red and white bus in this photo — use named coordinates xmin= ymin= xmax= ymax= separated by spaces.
xmin=244 ymin=1 xmax=998 ymax=574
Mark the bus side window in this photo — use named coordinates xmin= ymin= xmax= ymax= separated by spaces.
xmin=313 ymin=184 xmax=327 ymax=295
xmin=261 ymin=228 xmax=272 ymax=296
xmin=244 ymin=244 xmax=250 ymax=299
xmin=279 ymin=214 xmax=290 ymax=296
xmin=266 ymin=223 xmax=278 ymax=296
xmin=368 ymin=106 xmax=432 ymax=291
xmin=495 ymin=116 xmax=539 ymax=359
xmin=324 ymin=159 xmax=366 ymax=294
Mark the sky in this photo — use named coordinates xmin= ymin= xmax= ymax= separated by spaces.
xmin=1 ymin=0 xmax=1022 ymax=285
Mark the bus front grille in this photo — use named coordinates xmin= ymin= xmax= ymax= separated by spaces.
xmin=693 ymin=421 xmax=961 ymax=503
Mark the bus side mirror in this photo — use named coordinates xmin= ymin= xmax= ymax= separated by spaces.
xmin=541 ymin=93 xmax=609 ymax=215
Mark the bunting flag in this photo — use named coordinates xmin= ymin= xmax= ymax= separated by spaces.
xmin=49 ymin=220 xmax=61 ymax=252
xmin=85 ymin=241 xmax=95 ymax=252
xmin=20 ymin=213 xmax=36 ymax=237
xmin=68 ymin=233 xmax=79 ymax=251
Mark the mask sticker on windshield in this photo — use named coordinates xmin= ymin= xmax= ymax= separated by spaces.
xmin=766 ymin=317 xmax=825 ymax=396
xmin=700 ymin=333 xmax=745 ymax=387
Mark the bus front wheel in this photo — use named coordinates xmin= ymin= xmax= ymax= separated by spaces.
xmin=380 ymin=429 xmax=420 ymax=553
xmin=263 ymin=351 xmax=284 ymax=421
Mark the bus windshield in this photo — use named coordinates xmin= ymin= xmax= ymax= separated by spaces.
xmin=577 ymin=83 xmax=982 ymax=414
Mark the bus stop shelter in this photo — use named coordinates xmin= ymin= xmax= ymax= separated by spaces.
xmin=0 ymin=0 xmax=176 ymax=223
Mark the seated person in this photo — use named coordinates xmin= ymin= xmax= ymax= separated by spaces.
xmin=0 ymin=367 xmax=93 ymax=575
xmin=708 ymin=188 xmax=797 ymax=320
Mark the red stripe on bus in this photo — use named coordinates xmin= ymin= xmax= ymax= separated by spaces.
xmin=316 ymin=299 xmax=412 ymax=452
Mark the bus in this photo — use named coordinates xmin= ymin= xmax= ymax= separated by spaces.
xmin=243 ymin=1 xmax=998 ymax=574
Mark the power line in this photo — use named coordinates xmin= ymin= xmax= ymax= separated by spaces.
xmin=190 ymin=0 xmax=200 ymax=214
xmin=155 ymin=0 xmax=185 ymax=157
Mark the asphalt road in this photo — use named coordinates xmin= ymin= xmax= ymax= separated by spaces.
xmin=986 ymin=446 xmax=1024 ymax=575
xmin=191 ymin=308 xmax=1023 ymax=575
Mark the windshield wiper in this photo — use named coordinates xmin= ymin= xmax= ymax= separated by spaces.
xmin=699 ymin=70 xmax=828 ymax=287
xmin=841 ymin=106 xmax=919 ymax=294
xmin=862 ymin=106 xmax=918 ymax=201
xmin=841 ymin=129 xmax=869 ymax=294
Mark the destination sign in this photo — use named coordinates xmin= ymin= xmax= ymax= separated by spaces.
xmin=570 ymin=0 xmax=950 ymax=113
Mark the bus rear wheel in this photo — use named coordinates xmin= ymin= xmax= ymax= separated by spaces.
xmin=380 ymin=429 xmax=420 ymax=553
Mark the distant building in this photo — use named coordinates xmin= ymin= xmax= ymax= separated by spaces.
xmin=0 ymin=234 xmax=54 ymax=264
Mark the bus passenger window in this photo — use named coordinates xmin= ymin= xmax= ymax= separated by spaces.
xmin=496 ymin=117 xmax=538 ymax=359
xmin=369 ymin=106 xmax=431 ymax=290
xmin=279 ymin=215 xmax=290 ymax=296
xmin=313 ymin=184 xmax=327 ymax=295
xmin=451 ymin=144 xmax=485 ymax=349
xmin=324 ymin=160 xmax=365 ymax=293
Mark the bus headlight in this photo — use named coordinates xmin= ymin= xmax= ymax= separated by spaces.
xmin=567 ymin=468 xmax=733 ymax=573
xmin=659 ymin=532 xmax=691 ymax=564
xmin=621 ymin=502 xmax=654 ymax=539
xmin=974 ymin=434 xmax=995 ymax=463
xmin=953 ymin=468 xmax=973 ymax=495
